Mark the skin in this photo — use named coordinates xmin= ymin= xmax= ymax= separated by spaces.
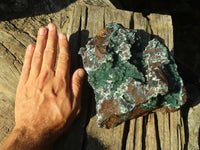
xmin=0 ymin=23 xmax=85 ymax=150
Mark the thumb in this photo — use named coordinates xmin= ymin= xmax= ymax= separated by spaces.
xmin=71 ymin=68 xmax=85 ymax=103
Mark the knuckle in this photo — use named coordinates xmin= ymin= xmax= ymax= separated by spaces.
xmin=58 ymin=53 xmax=70 ymax=63
xmin=73 ymin=79 xmax=81 ymax=88
xmin=38 ymin=37 xmax=47 ymax=44
xmin=33 ymin=51 xmax=42 ymax=59
xmin=60 ymin=43 xmax=69 ymax=50
xmin=48 ymin=93 xmax=57 ymax=102
xmin=22 ymin=64 xmax=30 ymax=72
xmin=24 ymin=84 xmax=30 ymax=93
xmin=38 ymin=70 xmax=49 ymax=88
xmin=56 ymin=77 xmax=66 ymax=89
xmin=44 ymin=48 xmax=55 ymax=55
xmin=22 ymin=82 xmax=34 ymax=98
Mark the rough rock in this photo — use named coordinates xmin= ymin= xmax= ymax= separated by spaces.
xmin=79 ymin=23 xmax=187 ymax=128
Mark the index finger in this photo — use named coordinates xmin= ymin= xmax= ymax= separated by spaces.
xmin=55 ymin=33 xmax=70 ymax=82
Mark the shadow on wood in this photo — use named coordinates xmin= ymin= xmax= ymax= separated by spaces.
xmin=178 ymin=62 xmax=200 ymax=149
xmin=83 ymin=135 xmax=107 ymax=150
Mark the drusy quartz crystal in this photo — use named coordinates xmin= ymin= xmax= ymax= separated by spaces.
xmin=79 ymin=23 xmax=187 ymax=128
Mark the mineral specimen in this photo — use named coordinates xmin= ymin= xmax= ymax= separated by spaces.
xmin=79 ymin=23 xmax=187 ymax=128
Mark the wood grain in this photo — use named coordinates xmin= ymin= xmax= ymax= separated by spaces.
xmin=0 ymin=3 xmax=199 ymax=150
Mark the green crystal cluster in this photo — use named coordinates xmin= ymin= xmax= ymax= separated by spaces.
xmin=141 ymin=39 xmax=185 ymax=109
xmin=79 ymin=23 xmax=186 ymax=128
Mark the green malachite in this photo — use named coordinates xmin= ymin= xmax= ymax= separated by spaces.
xmin=79 ymin=23 xmax=186 ymax=128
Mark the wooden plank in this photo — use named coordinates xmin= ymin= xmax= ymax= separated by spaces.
xmin=125 ymin=119 xmax=135 ymax=149
xmin=67 ymin=4 xmax=186 ymax=150
xmin=86 ymin=116 xmax=125 ymax=149
xmin=188 ymin=104 xmax=200 ymax=150
xmin=145 ymin=114 xmax=158 ymax=150
xmin=148 ymin=14 xmax=174 ymax=51
xmin=84 ymin=5 xmax=126 ymax=150
xmin=0 ymin=3 xmax=192 ymax=150
xmin=134 ymin=117 xmax=144 ymax=150
xmin=86 ymin=5 xmax=105 ymax=37
xmin=104 ymin=7 xmax=133 ymax=28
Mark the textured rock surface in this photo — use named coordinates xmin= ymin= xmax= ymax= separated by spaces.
xmin=79 ymin=23 xmax=186 ymax=128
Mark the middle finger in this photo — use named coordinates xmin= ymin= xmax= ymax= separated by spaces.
xmin=41 ymin=23 xmax=58 ymax=71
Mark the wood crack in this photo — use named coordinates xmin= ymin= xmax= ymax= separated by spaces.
xmin=0 ymin=42 xmax=22 ymax=73
xmin=5 ymin=31 xmax=26 ymax=49
xmin=121 ymin=120 xmax=130 ymax=150
xmin=143 ymin=14 xmax=154 ymax=37
xmin=129 ymin=13 xmax=134 ymax=29
xmin=84 ymin=6 xmax=88 ymax=29
xmin=103 ymin=8 xmax=105 ymax=28
xmin=142 ymin=116 xmax=148 ymax=150
xmin=154 ymin=113 xmax=161 ymax=150
xmin=6 ymin=21 xmax=35 ymax=41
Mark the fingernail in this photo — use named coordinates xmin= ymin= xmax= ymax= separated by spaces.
xmin=78 ymin=69 xmax=85 ymax=78
xmin=59 ymin=33 xmax=66 ymax=40
xmin=38 ymin=28 xmax=47 ymax=35
xmin=27 ymin=44 xmax=34 ymax=51
xmin=48 ymin=23 xmax=55 ymax=31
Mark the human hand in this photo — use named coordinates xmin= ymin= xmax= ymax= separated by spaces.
xmin=11 ymin=23 xmax=84 ymax=148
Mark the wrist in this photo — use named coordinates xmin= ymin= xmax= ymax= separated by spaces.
xmin=11 ymin=126 xmax=53 ymax=150
xmin=13 ymin=125 xmax=42 ymax=139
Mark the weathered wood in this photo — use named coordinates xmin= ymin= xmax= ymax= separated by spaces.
xmin=188 ymin=104 xmax=200 ymax=150
xmin=0 ymin=3 xmax=199 ymax=150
